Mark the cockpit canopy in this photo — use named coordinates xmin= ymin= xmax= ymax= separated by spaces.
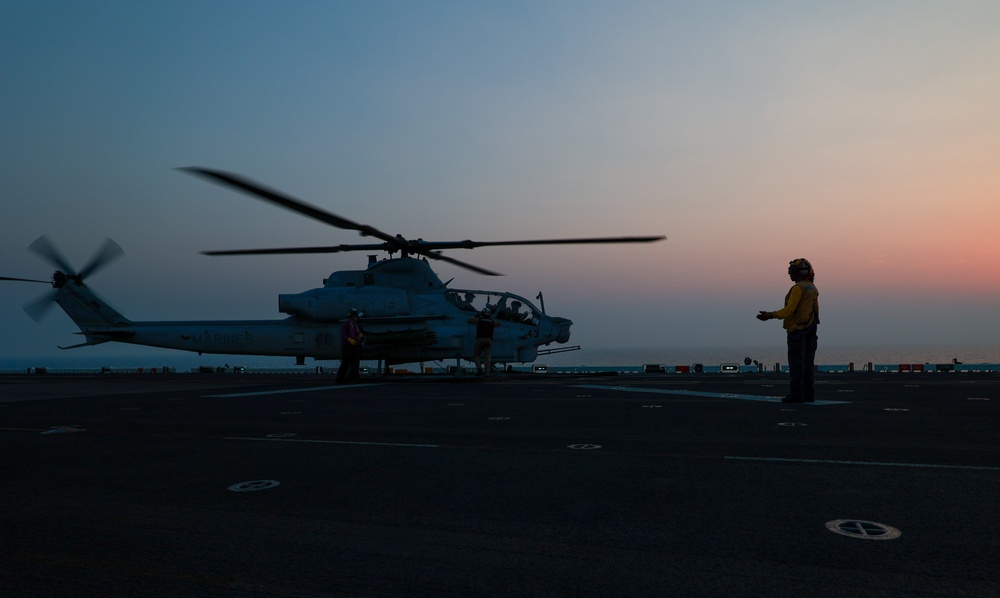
xmin=445 ymin=290 xmax=541 ymax=325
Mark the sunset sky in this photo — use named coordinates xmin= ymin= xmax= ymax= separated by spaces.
xmin=2 ymin=1 xmax=998 ymax=367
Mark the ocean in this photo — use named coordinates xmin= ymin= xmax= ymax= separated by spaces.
xmin=3 ymin=344 xmax=1000 ymax=373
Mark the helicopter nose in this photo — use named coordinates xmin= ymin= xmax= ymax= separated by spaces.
xmin=550 ymin=317 xmax=572 ymax=343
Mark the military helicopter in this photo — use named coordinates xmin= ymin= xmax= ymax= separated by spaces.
xmin=5 ymin=168 xmax=665 ymax=370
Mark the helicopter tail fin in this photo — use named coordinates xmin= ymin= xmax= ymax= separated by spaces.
xmin=54 ymin=277 xmax=132 ymax=331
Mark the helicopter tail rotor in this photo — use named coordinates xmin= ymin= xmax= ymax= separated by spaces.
xmin=22 ymin=291 xmax=57 ymax=322
xmin=6 ymin=235 xmax=125 ymax=321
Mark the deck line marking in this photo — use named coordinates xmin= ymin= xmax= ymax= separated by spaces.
xmin=206 ymin=384 xmax=383 ymax=398
xmin=573 ymin=385 xmax=850 ymax=405
xmin=725 ymin=456 xmax=1000 ymax=471
xmin=225 ymin=436 xmax=439 ymax=448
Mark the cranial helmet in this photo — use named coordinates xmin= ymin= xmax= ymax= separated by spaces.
xmin=787 ymin=258 xmax=814 ymax=280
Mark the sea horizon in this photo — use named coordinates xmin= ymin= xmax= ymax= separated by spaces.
xmin=539 ymin=344 xmax=1000 ymax=369
xmin=3 ymin=343 xmax=999 ymax=373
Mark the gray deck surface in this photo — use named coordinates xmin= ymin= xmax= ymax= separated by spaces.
xmin=2 ymin=371 xmax=998 ymax=597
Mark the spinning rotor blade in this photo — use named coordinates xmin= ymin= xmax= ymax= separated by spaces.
xmin=28 ymin=235 xmax=74 ymax=273
xmin=204 ymin=236 xmax=666 ymax=256
xmin=23 ymin=291 xmax=57 ymax=322
xmin=180 ymin=167 xmax=398 ymax=245
xmin=202 ymin=244 xmax=503 ymax=275
xmin=201 ymin=243 xmax=392 ymax=256
xmin=182 ymin=167 xmax=665 ymax=276
xmin=421 ymin=251 xmax=502 ymax=276
xmin=78 ymin=237 xmax=124 ymax=279
xmin=27 ymin=235 xmax=123 ymax=281
xmin=18 ymin=236 xmax=124 ymax=321
xmin=415 ymin=235 xmax=667 ymax=250
xmin=0 ymin=276 xmax=49 ymax=283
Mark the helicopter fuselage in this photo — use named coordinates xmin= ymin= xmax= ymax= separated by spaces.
xmin=51 ymin=257 xmax=572 ymax=367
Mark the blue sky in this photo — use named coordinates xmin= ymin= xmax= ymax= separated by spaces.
xmin=2 ymin=1 xmax=999 ymax=367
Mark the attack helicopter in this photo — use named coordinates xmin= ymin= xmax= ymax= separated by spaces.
xmin=5 ymin=168 xmax=665 ymax=370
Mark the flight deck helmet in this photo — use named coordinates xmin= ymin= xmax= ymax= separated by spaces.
xmin=787 ymin=258 xmax=814 ymax=281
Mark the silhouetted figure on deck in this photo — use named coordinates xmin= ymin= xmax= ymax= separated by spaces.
xmin=757 ymin=258 xmax=820 ymax=403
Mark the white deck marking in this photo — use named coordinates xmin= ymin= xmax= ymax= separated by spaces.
xmin=205 ymin=384 xmax=383 ymax=398
xmin=573 ymin=385 xmax=850 ymax=405
xmin=725 ymin=456 xmax=1000 ymax=471
xmin=226 ymin=436 xmax=439 ymax=448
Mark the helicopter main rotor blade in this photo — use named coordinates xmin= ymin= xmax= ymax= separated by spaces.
xmin=422 ymin=252 xmax=502 ymax=276
xmin=204 ymin=235 xmax=666 ymax=256
xmin=202 ymin=244 xmax=503 ymax=275
xmin=181 ymin=167 xmax=665 ymax=276
xmin=180 ymin=167 xmax=400 ymax=245
xmin=423 ymin=235 xmax=667 ymax=250
xmin=77 ymin=237 xmax=124 ymax=280
xmin=201 ymin=243 xmax=393 ymax=256
xmin=0 ymin=276 xmax=50 ymax=283
xmin=28 ymin=235 xmax=75 ymax=273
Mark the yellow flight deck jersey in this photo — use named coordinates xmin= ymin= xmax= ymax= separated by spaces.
xmin=770 ymin=280 xmax=819 ymax=331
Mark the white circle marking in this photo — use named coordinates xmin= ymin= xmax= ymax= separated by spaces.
xmin=826 ymin=519 xmax=901 ymax=540
xmin=228 ymin=480 xmax=280 ymax=492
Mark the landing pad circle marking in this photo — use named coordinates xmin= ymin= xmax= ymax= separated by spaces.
xmin=567 ymin=444 xmax=602 ymax=450
xmin=228 ymin=480 xmax=280 ymax=492
xmin=267 ymin=433 xmax=297 ymax=438
xmin=826 ymin=519 xmax=900 ymax=540
xmin=778 ymin=422 xmax=807 ymax=427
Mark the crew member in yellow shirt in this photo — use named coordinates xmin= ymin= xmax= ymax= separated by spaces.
xmin=757 ymin=258 xmax=820 ymax=403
